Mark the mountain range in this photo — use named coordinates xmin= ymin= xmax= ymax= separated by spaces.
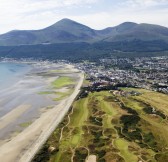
xmin=0 ymin=18 xmax=168 ymax=46
xmin=0 ymin=18 xmax=168 ymax=60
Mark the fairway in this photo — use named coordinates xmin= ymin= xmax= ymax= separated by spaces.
xmin=114 ymin=138 xmax=138 ymax=162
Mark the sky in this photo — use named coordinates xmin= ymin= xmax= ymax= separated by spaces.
xmin=0 ymin=0 xmax=168 ymax=34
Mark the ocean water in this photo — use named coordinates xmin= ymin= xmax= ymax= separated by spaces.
xmin=0 ymin=62 xmax=31 ymax=89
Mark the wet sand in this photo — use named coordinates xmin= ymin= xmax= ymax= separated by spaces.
xmin=0 ymin=105 xmax=30 ymax=130
xmin=0 ymin=63 xmax=84 ymax=162
xmin=0 ymin=64 xmax=57 ymax=141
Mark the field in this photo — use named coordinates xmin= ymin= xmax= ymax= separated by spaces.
xmin=33 ymin=88 xmax=168 ymax=162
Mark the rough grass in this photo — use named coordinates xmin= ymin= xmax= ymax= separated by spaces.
xmin=121 ymin=88 xmax=168 ymax=151
xmin=135 ymin=90 xmax=168 ymax=114
xmin=39 ymin=76 xmax=76 ymax=101
xmin=52 ymin=76 xmax=74 ymax=88
xmin=19 ymin=121 xmax=32 ymax=128
xmin=53 ymin=89 xmax=73 ymax=101
xmin=120 ymin=97 xmax=144 ymax=111
xmin=38 ymin=91 xmax=54 ymax=95
xmin=49 ymin=70 xmax=69 ymax=73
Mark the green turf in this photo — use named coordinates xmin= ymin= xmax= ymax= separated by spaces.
xmin=53 ymin=90 xmax=73 ymax=101
xmin=19 ymin=121 xmax=32 ymax=128
xmin=114 ymin=138 xmax=138 ymax=162
xmin=52 ymin=76 xmax=74 ymax=88
xmin=70 ymin=98 xmax=89 ymax=127
xmin=38 ymin=91 xmax=54 ymax=95
xmin=120 ymin=97 xmax=144 ymax=111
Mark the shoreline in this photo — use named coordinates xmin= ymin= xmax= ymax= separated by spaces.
xmin=0 ymin=61 xmax=33 ymax=91
xmin=20 ymin=72 xmax=84 ymax=162
xmin=0 ymin=62 xmax=84 ymax=162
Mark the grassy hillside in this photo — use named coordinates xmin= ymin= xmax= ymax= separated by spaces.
xmin=0 ymin=42 xmax=168 ymax=61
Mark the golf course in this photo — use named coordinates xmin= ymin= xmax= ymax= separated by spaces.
xmin=33 ymin=88 xmax=168 ymax=162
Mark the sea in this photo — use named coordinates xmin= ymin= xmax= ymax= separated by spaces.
xmin=0 ymin=62 xmax=32 ymax=90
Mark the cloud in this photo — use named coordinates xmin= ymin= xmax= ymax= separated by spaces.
xmin=124 ymin=0 xmax=168 ymax=7
xmin=79 ymin=10 xmax=168 ymax=28
xmin=0 ymin=0 xmax=100 ymax=33
xmin=0 ymin=0 xmax=168 ymax=34
xmin=0 ymin=0 xmax=99 ymax=17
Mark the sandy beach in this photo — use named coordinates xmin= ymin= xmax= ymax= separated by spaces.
xmin=0 ymin=62 xmax=84 ymax=162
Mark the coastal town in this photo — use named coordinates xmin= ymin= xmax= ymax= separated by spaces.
xmin=75 ymin=56 xmax=168 ymax=94
xmin=1 ymin=55 xmax=168 ymax=94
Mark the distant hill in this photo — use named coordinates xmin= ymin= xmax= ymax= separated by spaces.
xmin=0 ymin=18 xmax=168 ymax=60
xmin=104 ymin=23 xmax=168 ymax=42
xmin=0 ymin=18 xmax=168 ymax=46
xmin=0 ymin=19 xmax=98 ymax=46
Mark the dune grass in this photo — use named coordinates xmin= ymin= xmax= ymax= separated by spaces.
xmin=19 ymin=121 xmax=32 ymax=128
xmin=52 ymin=76 xmax=74 ymax=88
xmin=53 ymin=89 xmax=74 ymax=101
xmin=39 ymin=76 xmax=76 ymax=101
xmin=38 ymin=91 xmax=54 ymax=95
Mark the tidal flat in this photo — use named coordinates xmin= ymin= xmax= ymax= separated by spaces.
xmin=0 ymin=61 xmax=84 ymax=162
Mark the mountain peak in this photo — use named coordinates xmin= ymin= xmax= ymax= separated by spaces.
xmin=57 ymin=18 xmax=76 ymax=24
xmin=113 ymin=22 xmax=138 ymax=32
xmin=117 ymin=22 xmax=138 ymax=29
xmin=119 ymin=22 xmax=138 ymax=26
xmin=52 ymin=18 xmax=81 ymax=27
xmin=44 ymin=18 xmax=94 ymax=32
